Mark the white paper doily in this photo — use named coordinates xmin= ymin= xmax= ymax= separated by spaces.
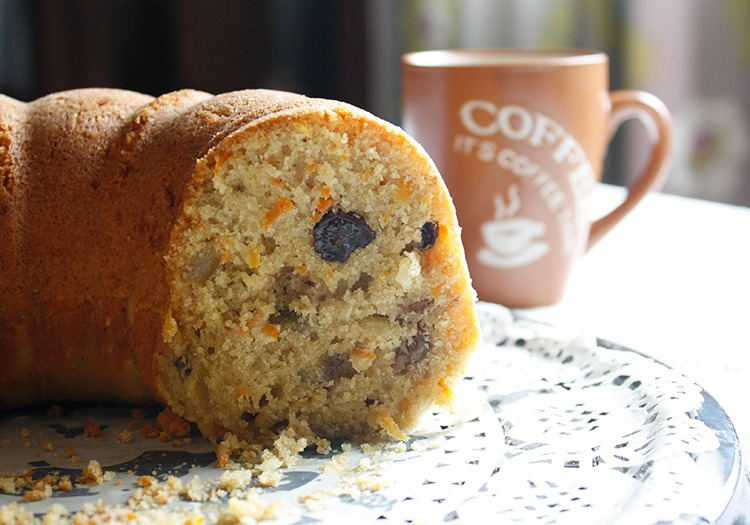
xmin=0 ymin=302 xmax=745 ymax=524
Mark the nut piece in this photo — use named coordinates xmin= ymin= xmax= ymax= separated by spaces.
xmin=392 ymin=327 xmax=431 ymax=374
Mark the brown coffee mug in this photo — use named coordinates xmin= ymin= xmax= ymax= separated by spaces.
xmin=402 ymin=49 xmax=673 ymax=308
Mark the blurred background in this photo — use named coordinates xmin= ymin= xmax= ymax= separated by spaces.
xmin=1 ymin=0 xmax=749 ymax=206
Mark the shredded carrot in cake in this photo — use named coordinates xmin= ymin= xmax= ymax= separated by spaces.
xmin=395 ymin=179 xmax=414 ymax=203
xmin=271 ymin=177 xmax=289 ymax=189
xmin=235 ymin=387 xmax=251 ymax=398
xmin=264 ymin=198 xmax=294 ymax=230
xmin=376 ymin=412 xmax=408 ymax=441
xmin=246 ymin=247 xmax=260 ymax=268
xmin=437 ymin=378 xmax=455 ymax=402
xmin=221 ymin=238 xmax=232 ymax=263
xmin=262 ymin=324 xmax=279 ymax=340
xmin=351 ymin=348 xmax=376 ymax=360
xmin=317 ymin=196 xmax=334 ymax=212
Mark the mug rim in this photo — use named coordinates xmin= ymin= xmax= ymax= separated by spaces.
xmin=402 ymin=48 xmax=608 ymax=68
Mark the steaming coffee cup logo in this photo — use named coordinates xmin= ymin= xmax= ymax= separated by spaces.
xmin=477 ymin=184 xmax=550 ymax=268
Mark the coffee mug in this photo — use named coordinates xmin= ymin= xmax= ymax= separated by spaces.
xmin=402 ymin=49 xmax=673 ymax=308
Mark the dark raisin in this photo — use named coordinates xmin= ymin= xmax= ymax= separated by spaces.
xmin=241 ymin=412 xmax=258 ymax=423
xmin=313 ymin=210 xmax=376 ymax=263
xmin=392 ymin=328 xmax=431 ymax=374
xmin=174 ymin=356 xmax=192 ymax=380
xmin=420 ymin=221 xmax=439 ymax=250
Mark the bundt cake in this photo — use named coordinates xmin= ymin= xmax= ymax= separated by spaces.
xmin=0 ymin=88 xmax=479 ymax=444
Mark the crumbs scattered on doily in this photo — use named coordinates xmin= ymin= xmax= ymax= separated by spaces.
xmin=0 ymin=460 xmax=114 ymax=504
xmin=0 ymin=414 xmax=426 ymax=524
xmin=298 ymin=441 xmax=407 ymax=512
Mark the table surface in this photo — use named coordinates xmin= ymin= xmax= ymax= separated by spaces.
xmin=525 ymin=184 xmax=750 ymax=475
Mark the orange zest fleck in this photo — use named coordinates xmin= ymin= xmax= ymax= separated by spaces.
xmin=262 ymin=324 xmax=279 ymax=340
xmin=438 ymin=378 xmax=455 ymax=402
xmin=264 ymin=198 xmax=294 ymax=230
xmin=221 ymin=238 xmax=232 ymax=263
xmin=376 ymin=411 xmax=408 ymax=441
xmin=351 ymin=348 xmax=376 ymax=360
xmin=271 ymin=177 xmax=289 ymax=189
xmin=395 ymin=179 xmax=414 ymax=203
xmin=317 ymin=196 xmax=334 ymax=212
xmin=236 ymin=387 xmax=250 ymax=398
xmin=246 ymin=249 xmax=260 ymax=268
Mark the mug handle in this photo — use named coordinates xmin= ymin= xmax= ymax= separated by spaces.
xmin=587 ymin=90 xmax=674 ymax=251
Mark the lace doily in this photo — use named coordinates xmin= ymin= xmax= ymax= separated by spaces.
xmin=0 ymin=302 xmax=738 ymax=524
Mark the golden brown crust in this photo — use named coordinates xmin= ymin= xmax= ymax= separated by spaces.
xmin=0 ymin=89 xmax=324 ymax=404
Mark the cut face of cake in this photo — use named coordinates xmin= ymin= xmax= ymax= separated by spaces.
xmin=161 ymin=105 xmax=479 ymax=443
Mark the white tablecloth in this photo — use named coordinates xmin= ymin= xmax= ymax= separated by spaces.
xmin=525 ymin=184 xmax=750 ymax=472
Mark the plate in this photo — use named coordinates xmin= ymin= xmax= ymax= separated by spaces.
xmin=0 ymin=302 xmax=747 ymax=524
